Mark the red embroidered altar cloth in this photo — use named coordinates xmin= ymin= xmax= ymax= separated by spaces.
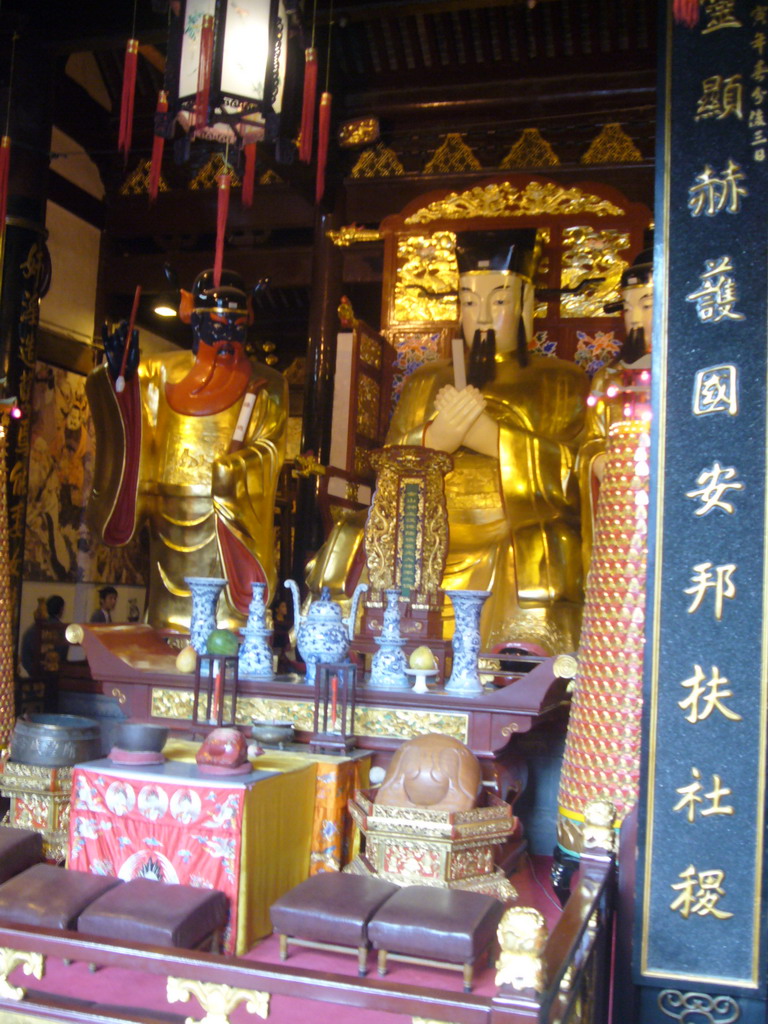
xmin=68 ymin=757 xmax=316 ymax=954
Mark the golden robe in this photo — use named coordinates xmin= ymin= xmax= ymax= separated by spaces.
xmin=308 ymin=352 xmax=589 ymax=653
xmin=86 ymin=351 xmax=287 ymax=631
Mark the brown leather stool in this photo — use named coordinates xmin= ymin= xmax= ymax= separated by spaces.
xmin=0 ymin=864 xmax=121 ymax=929
xmin=367 ymin=885 xmax=506 ymax=992
xmin=78 ymin=877 xmax=229 ymax=952
xmin=270 ymin=872 xmax=400 ymax=976
xmin=0 ymin=827 xmax=44 ymax=884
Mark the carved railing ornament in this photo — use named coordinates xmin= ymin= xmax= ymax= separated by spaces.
xmin=0 ymin=947 xmax=44 ymax=1000
xmin=582 ymin=797 xmax=617 ymax=855
xmin=495 ymin=906 xmax=548 ymax=992
xmin=167 ymin=977 xmax=269 ymax=1024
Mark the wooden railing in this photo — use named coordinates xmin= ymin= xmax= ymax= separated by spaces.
xmin=0 ymin=842 xmax=617 ymax=1024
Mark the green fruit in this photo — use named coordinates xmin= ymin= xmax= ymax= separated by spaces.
xmin=206 ymin=628 xmax=240 ymax=656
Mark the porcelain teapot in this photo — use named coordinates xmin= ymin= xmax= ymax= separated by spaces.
xmin=285 ymin=580 xmax=368 ymax=684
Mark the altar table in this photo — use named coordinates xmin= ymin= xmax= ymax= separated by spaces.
xmin=67 ymin=753 xmax=317 ymax=955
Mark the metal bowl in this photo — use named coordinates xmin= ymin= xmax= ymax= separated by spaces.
xmin=115 ymin=722 xmax=169 ymax=753
xmin=11 ymin=713 xmax=101 ymax=767
xmin=251 ymin=720 xmax=294 ymax=748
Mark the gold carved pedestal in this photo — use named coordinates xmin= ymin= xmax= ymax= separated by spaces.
xmin=346 ymin=787 xmax=518 ymax=901
xmin=360 ymin=445 xmax=452 ymax=643
xmin=0 ymin=760 xmax=73 ymax=862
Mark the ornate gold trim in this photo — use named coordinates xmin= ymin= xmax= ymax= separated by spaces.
xmin=405 ymin=180 xmax=625 ymax=224
xmin=167 ymin=977 xmax=269 ymax=1024
xmin=0 ymin=948 xmax=44 ymax=1001
xmin=495 ymin=907 xmax=548 ymax=992
xmin=351 ymin=143 xmax=404 ymax=178
xmin=424 ymin=134 xmax=481 ymax=175
xmin=150 ymin=688 xmax=469 ymax=743
xmin=119 ymin=159 xmax=169 ymax=196
xmin=189 ymin=155 xmax=242 ymax=190
xmin=501 ymin=128 xmax=560 ymax=169
xmin=657 ymin=990 xmax=740 ymax=1023
xmin=65 ymin=623 xmax=84 ymax=644
xmin=328 ymin=225 xmax=383 ymax=247
xmin=553 ymin=653 xmax=578 ymax=680
xmin=339 ymin=117 xmax=380 ymax=148
xmin=581 ymin=123 xmax=642 ymax=165
xmin=259 ymin=169 xmax=282 ymax=185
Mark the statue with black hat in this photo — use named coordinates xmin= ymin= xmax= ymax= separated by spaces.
xmin=307 ymin=228 xmax=589 ymax=654
xmin=86 ymin=268 xmax=288 ymax=633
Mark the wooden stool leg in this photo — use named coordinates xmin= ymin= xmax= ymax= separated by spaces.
xmin=377 ymin=949 xmax=388 ymax=977
xmin=463 ymin=962 xmax=473 ymax=993
xmin=279 ymin=934 xmax=288 ymax=960
xmin=357 ymin=945 xmax=367 ymax=977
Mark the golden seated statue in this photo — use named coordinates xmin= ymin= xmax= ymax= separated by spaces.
xmin=307 ymin=229 xmax=588 ymax=654
xmin=347 ymin=734 xmax=517 ymax=900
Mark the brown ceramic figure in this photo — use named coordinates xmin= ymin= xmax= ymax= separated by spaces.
xmin=374 ymin=733 xmax=482 ymax=812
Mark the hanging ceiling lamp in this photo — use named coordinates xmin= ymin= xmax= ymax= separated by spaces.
xmin=169 ymin=0 xmax=288 ymax=147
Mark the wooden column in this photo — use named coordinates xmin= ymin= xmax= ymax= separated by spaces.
xmin=292 ymin=208 xmax=344 ymax=584
xmin=0 ymin=27 xmax=52 ymax=680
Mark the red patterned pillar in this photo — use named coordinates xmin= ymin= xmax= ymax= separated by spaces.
xmin=556 ymin=417 xmax=650 ymax=859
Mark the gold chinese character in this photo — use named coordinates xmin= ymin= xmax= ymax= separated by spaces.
xmin=688 ymin=160 xmax=748 ymax=216
xmin=686 ymin=255 xmax=745 ymax=322
xmin=670 ymin=865 xmax=734 ymax=919
xmin=753 ymin=58 xmax=768 ymax=82
xmin=701 ymin=0 xmax=742 ymax=33
xmin=673 ymin=766 xmax=734 ymax=821
xmin=685 ymin=562 xmax=737 ymax=618
xmin=754 ymin=6 xmax=768 ymax=24
xmin=692 ymin=364 xmax=738 ymax=417
xmin=753 ymin=31 xmax=767 ymax=55
xmin=685 ymin=461 xmax=743 ymax=515
xmin=679 ymin=664 xmax=742 ymax=723
xmin=695 ymin=75 xmax=744 ymax=120
xmin=749 ymin=107 xmax=767 ymax=127
xmin=756 ymin=148 xmax=767 ymax=161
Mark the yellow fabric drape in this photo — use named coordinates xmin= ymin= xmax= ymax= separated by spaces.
xmin=162 ymin=740 xmax=370 ymax=951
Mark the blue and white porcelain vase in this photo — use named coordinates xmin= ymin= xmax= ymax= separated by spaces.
xmin=185 ymin=576 xmax=227 ymax=655
xmin=239 ymin=582 xmax=274 ymax=678
xmin=368 ymin=589 xmax=409 ymax=691
xmin=444 ymin=590 xmax=491 ymax=696
xmin=285 ymin=579 xmax=368 ymax=684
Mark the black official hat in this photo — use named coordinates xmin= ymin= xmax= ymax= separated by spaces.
xmin=604 ymin=249 xmax=654 ymax=313
xmin=191 ymin=269 xmax=249 ymax=314
xmin=455 ymin=229 xmax=539 ymax=281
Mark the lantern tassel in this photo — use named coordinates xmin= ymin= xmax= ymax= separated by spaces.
xmin=0 ymin=136 xmax=9 ymax=252
xmin=148 ymin=91 xmax=168 ymax=203
xmin=242 ymin=142 xmax=257 ymax=208
xmin=673 ymin=0 xmax=699 ymax=26
xmin=299 ymin=48 xmax=318 ymax=163
xmin=195 ymin=14 xmax=214 ymax=132
xmin=118 ymin=38 xmax=139 ymax=160
xmin=214 ymin=173 xmax=231 ymax=288
xmin=315 ymin=92 xmax=332 ymax=205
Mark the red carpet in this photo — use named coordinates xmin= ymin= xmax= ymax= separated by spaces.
xmin=10 ymin=855 xmax=561 ymax=1023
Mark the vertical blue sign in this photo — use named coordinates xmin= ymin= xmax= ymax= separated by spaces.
xmin=639 ymin=0 xmax=768 ymax=994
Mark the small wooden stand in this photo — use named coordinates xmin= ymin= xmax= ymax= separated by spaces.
xmin=192 ymin=655 xmax=240 ymax=727
xmin=311 ymin=663 xmax=358 ymax=754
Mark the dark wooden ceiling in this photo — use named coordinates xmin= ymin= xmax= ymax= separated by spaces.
xmin=0 ymin=0 xmax=658 ymax=361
